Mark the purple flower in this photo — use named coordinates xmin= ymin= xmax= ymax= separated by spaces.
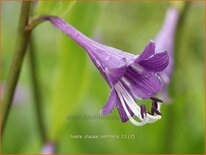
xmin=41 ymin=142 xmax=54 ymax=154
xmin=43 ymin=16 xmax=169 ymax=126
xmin=155 ymin=7 xmax=179 ymax=102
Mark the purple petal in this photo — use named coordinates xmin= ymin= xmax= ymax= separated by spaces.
xmin=101 ymin=88 xmax=117 ymax=115
xmin=105 ymin=65 xmax=127 ymax=85
xmin=139 ymin=51 xmax=169 ymax=72
xmin=135 ymin=41 xmax=155 ymax=62
xmin=101 ymin=88 xmax=134 ymax=122
xmin=116 ymin=96 xmax=133 ymax=122
xmin=123 ymin=66 xmax=163 ymax=99
xmin=154 ymin=8 xmax=179 ymax=103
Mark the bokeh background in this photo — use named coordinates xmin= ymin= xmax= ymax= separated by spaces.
xmin=1 ymin=1 xmax=205 ymax=154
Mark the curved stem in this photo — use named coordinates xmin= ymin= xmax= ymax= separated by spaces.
xmin=29 ymin=35 xmax=47 ymax=143
xmin=2 ymin=2 xmax=32 ymax=134
xmin=26 ymin=16 xmax=45 ymax=31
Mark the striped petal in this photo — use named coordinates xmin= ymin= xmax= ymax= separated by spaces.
xmin=139 ymin=51 xmax=169 ymax=72
xmin=135 ymin=41 xmax=155 ymax=62
xmin=122 ymin=66 xmax=163 ymax=99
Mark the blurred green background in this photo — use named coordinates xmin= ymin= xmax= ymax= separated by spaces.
xmin=1 ymin=1 xmax=205 ymax=154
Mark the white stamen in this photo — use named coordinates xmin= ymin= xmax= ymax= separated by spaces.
xmin=118 ymin=83 xmax=142 ymax=118
xmin=115 ymin=82 xmax=161 ymax=126
xmin=121 ymin=77 xmax=142 ymax=100
xmin=115 ymin=84 xmax=145 ymax=126
xmin=131 ymin=63 xmax=144 ymax=73
xmin=121 ymin=77 xmax=131 ymax=87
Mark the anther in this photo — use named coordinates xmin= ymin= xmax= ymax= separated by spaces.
xmin=140 ymin=105 xmax=146 ymax=119
xmin=152 ymin=107 xmax=162 ymax=115
xmin=151 ymin=100 xmax=161 ymax=115
xmin=150 ymin=97 xmax=163 ymax=103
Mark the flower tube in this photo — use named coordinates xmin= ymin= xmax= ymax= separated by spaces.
xmin=155 ymin=7 xmax=179 ymax=102
xmin=42 ymin=16 xmax=169 ymax=126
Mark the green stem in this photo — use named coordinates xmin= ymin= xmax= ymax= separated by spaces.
xmin=2 ymin=2 xmax=32 ymax=134
xmin=164 ymin=2 xmax=191 ymax=153
xmin=28 ymin=36 xmax=47 ymax=143
xmin=26 ymin=16 xmax=45 ymax=31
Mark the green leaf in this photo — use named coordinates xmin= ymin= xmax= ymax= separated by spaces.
xmin=34 ymin=1 xmax=76 ymax=17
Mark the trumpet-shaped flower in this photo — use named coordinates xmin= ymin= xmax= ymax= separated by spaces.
xmin=43 ymin=16 xmax=169 ymax=126
xmin=155 ymin=7 xmax=179 ymax=102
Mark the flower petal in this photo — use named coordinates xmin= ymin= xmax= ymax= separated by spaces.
xmin=105 ymin=65 xmax=127 ymax=85
xmin=122 ymin=66 xmax=163 ymax=99
xmin=114 ymin=86 xmax=134 ymax=122
xmin=139 ymin=51 xmax=169 ymax=72
xmin=101 ymin=86 xmax=134 ymax=123
xmin=101 ymin=88 xmax=117 ymax=115
xmin=135 ymin=41 xmax=155 ymax=62
xmin=116 ymin=97 xmax=134 ymax=122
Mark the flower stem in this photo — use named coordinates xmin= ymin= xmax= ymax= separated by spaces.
xmin=26 ymin=16 xmax=45 ymax=31
xmin=28 ymin=36 xmax=47 ymax=143
xmin=2 ymin=2 xmax=32 ymax=134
